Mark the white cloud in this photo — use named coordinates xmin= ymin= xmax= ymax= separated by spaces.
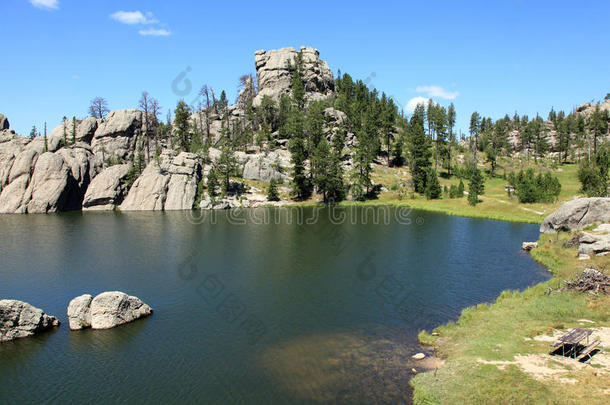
xmin=138 ymin=28 xmax=171 ymax=37
xmin=405 ymin=97 xmax=431 ymax=114
xmin=30 ymin=0 xmax=58 ymax=10
xmin=110 ymin=11 xmax=158 ymax=25
xmin=415 ymin=85 xmax=459 ymax=100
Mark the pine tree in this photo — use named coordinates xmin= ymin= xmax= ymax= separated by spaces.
xmin=207 ymin=166 xmax=219 ymax=198
xmin=532 ymin=115 xmax=548 ymax=162
xmin=380 ymin=93 xmax=396 ymax=165
xmin=29 ymin=125 xmax=37 ymax=139
xmin=217 ymin=146 xmax=238 ymax=193
xmin=218 ymin=90 xmax=228 ymax=113
xmin=62 ymin=116 xmax=67 ymax=145
xmin=287 ymin=108 xmax=309 ymax=199
xmin=312 ymin=138 xmax=345 ymax=202
xmin=446 ymin=103 xmax=456 ymax=176
xmin=290 ymin=52 xmax=305 ymax=111
xmin=458 ymin=179 xmax=465 ymax=197
xmin=407 ymin=109 xmax=432 ymax=194
xmin=424 ymin=169 xmax=442 ymax=199
xmin=469 ymin=111 xmax=481 ymax=164
xmin=468 ymin=168 xmax=485 ymax=205
xmin=174 ymin=101 xmax=192 ymax=151
xmin=589 ymin=105 xmax=609 ymax=155
xmin=267 ymin=178 xmax=280 ymax=201
xmin=352 ymin=105 xmax=379 ymax=197
xmin=42 ymin=122 xmax=48 ymax=152
xmin=71 ymin=117 xmax=76 ymax=145
xmin=305 ymin=101 xmax=325 ymax=168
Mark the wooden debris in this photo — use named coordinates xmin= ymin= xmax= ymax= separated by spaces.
xmin=557 ymin=268 xmax=610 ymax=295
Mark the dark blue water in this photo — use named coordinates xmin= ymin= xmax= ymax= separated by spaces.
xmin=0 ymin=207 xmax=549 ymax=404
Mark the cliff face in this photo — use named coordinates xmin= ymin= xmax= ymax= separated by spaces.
xmin=0 ymin=46 xmax=347 ymax=214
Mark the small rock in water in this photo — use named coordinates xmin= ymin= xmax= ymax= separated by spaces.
xmin=411 ymin=368 xmax=418 ymax=374
xmin=412 ymin=353 xmax=426 ymax=360
xmin=0 ymin=299 xmax=60 ymax=342
xmin=522 ymin=242 xmax=538 ymax=251
xmin=67 ymin=291 xmax=152 ymax=330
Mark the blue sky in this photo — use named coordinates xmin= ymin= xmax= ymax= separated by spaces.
xmin=1 ymin=0 xmax=609 ymax=136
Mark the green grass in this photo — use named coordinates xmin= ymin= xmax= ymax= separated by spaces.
xmin=410 ymin=232 xmax=610 ymax=404
xmin=368 ymin=159 xmax=583 ymax=224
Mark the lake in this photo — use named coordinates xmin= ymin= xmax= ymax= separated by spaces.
xmin=0 ymin=206 xmax=549 ymax=404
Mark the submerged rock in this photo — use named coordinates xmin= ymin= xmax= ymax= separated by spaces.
xmin=67 ymin=292 xmax=152 ymax=330
xmin=412 ymin=353 xmax=426 ymax=360
xmin=540 ymin=198 xmax=610 ymax=234
xmin=0 ymin=299 xmax=60 ymax=342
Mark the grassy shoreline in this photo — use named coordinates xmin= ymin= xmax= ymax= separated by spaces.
xmin=409 ymin=231 xmax=610 ymax=404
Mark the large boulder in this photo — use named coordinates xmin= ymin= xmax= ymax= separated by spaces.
xmin=82 ymin=164 xmax=132 ymax=210
xmin=0 ymin=132 xmax=30 ymax=189
xmin=22 ymin=152 xmax=76 ymax=213
xmin=253 ymin=46 xmax=334 ymax=107
xmin=0 ymin=113 xmax=9 ymax=130
xmin=164 ymin=152 xmax=202 ymax=210
xmin=91 ymin=109 xmax=143 ymax=165
xmin=578 ymin=231 xmax=610 ymax=258
xmin=89 ymin=292 xmax=152 ymax=330
xmin=120 ymin=151 xmax=201 ymax=211
xmin=540 ymin=198 xmax=610 ymax=233
xmin=0 ymin=300 xmax=60 ymax=342
xmin=67 ymin=294 xmax=93 ymax=330
xmin=48 ymin=117 xmax=100 ymax=150
xmin=242 ymin=154 xmax=290 ymax=182
xmin=57 ymin=145 xmax=100 ymax=190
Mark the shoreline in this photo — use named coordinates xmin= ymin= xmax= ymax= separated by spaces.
xmin=410 ymin=230 xmax=610 ymax=404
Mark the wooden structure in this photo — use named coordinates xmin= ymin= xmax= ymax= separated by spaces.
xmin=549 ymin=328 xmax=604 ymax=362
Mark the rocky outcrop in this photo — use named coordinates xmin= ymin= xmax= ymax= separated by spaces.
xmin=120 ymin=151 xmax=202 ymax=211
xmin=0 ymin=120 xmax=99 ymax=214
xmin=91 ymin=109 xmax=143 ymax=165
xmin=22 ymin=152 xmax=76 ymax=213
xmin=575 ymin=99 xmax=610 ymax=119
xmin=0 ymin=114 xmax=9 ymax=130
xmin=540 ymin=198 xmax=610 ymax=233
xmin=578 ymin=233 xmax=610 ymax=259
xmin=67 ymin=292 xmax=152 ymax=330
xmin=577 ymin=224 xmax=610 ymax=259
xmin=242 ymin=150 xmax=291 ymax=183
xmin=82 ymin=164 xmax=131 ymax=210
xmin=253 ymin=46 xmax=334 ymax=106
xmin=67 ymin=294 xmax=93 ymax=330
xmin=0 ymin=300 xmax=60 ymax=342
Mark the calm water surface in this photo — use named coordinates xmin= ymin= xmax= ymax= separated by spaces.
xmin=0 ymin=207 xmax=549 ymax=404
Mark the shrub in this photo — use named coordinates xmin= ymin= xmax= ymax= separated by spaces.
xmin=507 ymin=169 xmax=561 ymax=203
xmin=424 ymin=169 xmax=442 ymax=199
xmin=578 ymin=150 xmax=609 ymax=197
